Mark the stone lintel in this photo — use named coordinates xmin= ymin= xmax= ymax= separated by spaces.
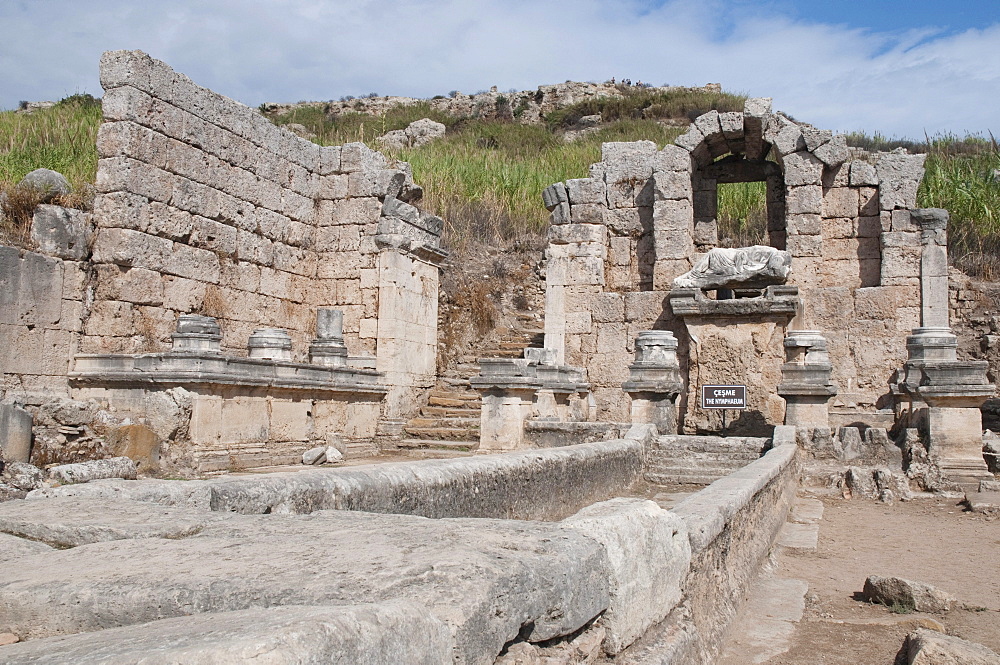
xmin=622 ymin=383 xmax=683 ymax=396
xmin=669 ymin=285 xmax=799 ymax=318
xmin=777 ymin=383 xmax=838 ymax=397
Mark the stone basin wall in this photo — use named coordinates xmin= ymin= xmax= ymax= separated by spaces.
xmin=8 ymin=432 xmax=800 ymax=663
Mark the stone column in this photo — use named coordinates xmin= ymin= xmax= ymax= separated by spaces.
xmin=471 ymin=359 xmax=542 ymax=452
xmin=170 ymin=315 xmax=222 ymax=353
xmin=916 ymin=208 xmax=949 ymax=328
xmin=622 ymin=331 xmax=684 ymax=434
xmin=900 ymin=208 xmax=996 ymax=485
xmin=777 ymin=330 xmax=837 ymax=429
xmin=309 ymin=309 xmax=348 ymax=367
xmin=0 ymin=404 xmax=33 ymax=463
xmin=247 ymin=328 xmax=292 ymax=361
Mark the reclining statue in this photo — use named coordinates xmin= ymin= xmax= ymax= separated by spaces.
xmin=672 ymin=245 xmax=792 ymax=291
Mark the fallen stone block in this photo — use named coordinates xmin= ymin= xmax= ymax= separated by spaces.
xmin=302 ymin=446 xmax=326 ymax=465
xmin=0 ymin=482 xmax=27 ymax=502
xmin=963 ymin=491 xmax=1000 ymax=514
xmin=901 ymin=628 xmax=1000 ymax=665
xmin=863 ymin=576 xmax=957 ymax=613
xmin=563 ymin=498 xmax=690 ymax=654
xmin=1 ymin=462 xmax=45 ymax=492
xmin=0 ymin=602 xmax=452 ymax=665
xmin=48 ymin=457 xmax=138 ymax=485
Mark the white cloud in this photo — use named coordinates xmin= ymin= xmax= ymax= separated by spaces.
xmin=0 ymin=0 xmax=997 ymax=137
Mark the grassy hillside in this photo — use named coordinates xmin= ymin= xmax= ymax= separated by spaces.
xmin=1 ymin=89 xmax=997 ymax=273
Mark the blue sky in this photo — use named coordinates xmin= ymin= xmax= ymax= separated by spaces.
xmin=0 ymin=0 xmax=997 ymax=138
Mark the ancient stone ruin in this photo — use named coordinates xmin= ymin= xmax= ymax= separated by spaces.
xmin=1 ymin=50 xmax=998 ymax=664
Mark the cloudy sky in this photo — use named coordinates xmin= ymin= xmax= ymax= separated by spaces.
xmin=1 ymin=0 xmax=997 ymax=138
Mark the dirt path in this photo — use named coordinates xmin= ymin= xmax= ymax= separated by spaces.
xmin=720 ymin=489 xmax=1000 ymax=664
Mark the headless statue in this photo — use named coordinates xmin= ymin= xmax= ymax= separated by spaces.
xmin=673 ymin=245 xmax=791 ymax=291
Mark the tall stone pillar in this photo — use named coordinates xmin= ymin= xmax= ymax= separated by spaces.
xmin=899 ymin=208 xmax=995 ymax=485
xmin=622 ymin=331 xmax=684 ymax=434
xmin=777 ymin=330 xmax=836 ymax=430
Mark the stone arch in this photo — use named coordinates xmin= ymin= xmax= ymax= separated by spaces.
xmin=649 ymin=100 xmax=856 ymax=291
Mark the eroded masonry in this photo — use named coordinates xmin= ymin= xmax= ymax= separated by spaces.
xmin=1 ymin=50 xmax=997 ymax=665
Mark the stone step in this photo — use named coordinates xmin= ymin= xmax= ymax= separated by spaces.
xmin=407 ymin=417 xmax=480 ymax=429
xmin=654 ymin=436 xmax=770 ymax=455
xmin=399 ymin=448 xmax=476 ymax=459
xmin=403 ymin=426 xmax=481 ymax=440
xmin=422 ymin=406 xmax=481 ymax=418
xmin=648 ymin=450 xmax=762 ymax=463
xmin=646 ymin=471 xmax=728 ymax=486
xmin=478 ymin=349 xmax=527 ymax=359
xmin=428 ymin=391 xmax=480 ymax=405
xmin=398 ymin=438 xmax=479 ymax=451
xmin=646 ymin=462 xmax=751 ymax=477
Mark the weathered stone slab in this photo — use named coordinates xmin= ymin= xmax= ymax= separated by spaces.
xmin=0 ymin=602 xmax=453 ymax=665
xmin=33 ymin=440 xmax=644 ymax=520
xmin=0 ymin=533 xmax=53 ymax=564
xmin=0 ymin=505 xmax=610 ymax=665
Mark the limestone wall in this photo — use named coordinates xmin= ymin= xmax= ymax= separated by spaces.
xmin=92 ymin=50 xmax=439 ymax=361
xmin=1 ymin=51 xmax=445 ymax=467
xmin=542 ymin=100 xmax=927 ymax=428
xmin=621 ymin=436 xmax=800 ymax=663
xmin=0 ymin=247 xmax=87 ymax=404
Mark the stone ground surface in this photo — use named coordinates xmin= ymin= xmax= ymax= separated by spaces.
xmin=719 ymin=487 xmax=1000 ymax=664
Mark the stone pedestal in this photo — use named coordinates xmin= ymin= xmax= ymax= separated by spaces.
xmin=622 ymin=331 xmax=683 ymax=434
xmin=247 ymin=328 xmax=293 ymax=361
xmin=919 ymin=363 xmax=995 ymax=485
xmin=777 ymin=330 xmax=837 ymax=430
xmin=471 ymin=355 xmax=590 ymax=452
xmin=170 ymin=315 xmax=222 ymax=354
xmin=309 ymin=309 xmax=348 ymax=367
xmin=471 ymin=359 xmax=542 ymax=453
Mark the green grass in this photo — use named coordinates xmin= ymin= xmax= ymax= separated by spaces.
xmin=391 ymin=121 xmax=684 ymax=245
xmin=718 ymin=181 xmax=767 ymax=246
xmin=0 ymin=95 xmax=101 ymax=191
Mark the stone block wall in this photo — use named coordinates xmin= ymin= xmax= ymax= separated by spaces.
xmin=542 ymin=100 xmax=928 ymax=425
xmin=0 ymin=247 xmax=87 ymax=405
xmin=92 ymin=50 xmax=434 ymax=360
xmin=1 ymin=51 xmax=445 ymax=466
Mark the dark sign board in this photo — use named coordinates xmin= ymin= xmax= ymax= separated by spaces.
xmin=701 ymin=385 xmax=747 ymax=409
